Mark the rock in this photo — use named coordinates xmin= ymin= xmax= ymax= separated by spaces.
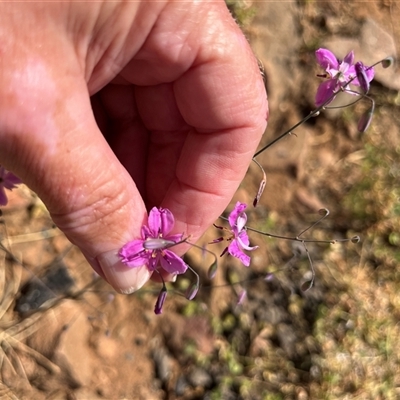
xmin=152 ymin=346 xmax=172 ymax=383
xmin=175 ymin=376 xmax=189 ymax=397
xmin=16 ymin=260 xmax=74 ymax=315
xmin=187 ymin=367 xmax=213 ymax=389
xmin=53 ymin=305 xmax=92 ymax=387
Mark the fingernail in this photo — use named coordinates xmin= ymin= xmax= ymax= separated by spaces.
xmin=96 ymin=250 xmax=151 ymax=294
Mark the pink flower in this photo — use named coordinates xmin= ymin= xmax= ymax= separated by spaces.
xmin=212 ymin=202 xmax=258 ymax=267
xmin=315 ymin=48 xmax=374 ymax=107
xmin=119 ymin=207 xmax=187 ymax=276
xmin=0 ymin=166 xmax=22 ymax=206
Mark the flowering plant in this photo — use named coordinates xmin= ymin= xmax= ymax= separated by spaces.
xmin=119 ymin=207 xmax=187 ymax=276
xmin=116 ymin=48 xmax=392 ymax=314
xmin=211 ymin=201 xmax=258 ymax=267
xmin=0 ymin=47 xmax=393 ymax=318
xmin=315 ymin=48 xmax=375 ymax=107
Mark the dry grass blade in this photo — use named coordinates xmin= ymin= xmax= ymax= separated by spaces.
xmin=1 ymin=340 xmax=28 ymax=382
xmin=0 ymin=259 xmax=22 ymax=323
xmin=0 ymin=221 xmax=64 ymax=389
xmin=1 ymin=228 xmax=61 ymax=246
xmin=4 ymin=335 xmax=61 ymax=376
xmin=0 ymin=380 xmax=19 ymax=400
xmin=1 ymin=311 xmax=45 ymax=343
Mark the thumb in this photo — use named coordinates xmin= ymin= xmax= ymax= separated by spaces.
xmin=0 ymin=69 xmax=150 ymax=294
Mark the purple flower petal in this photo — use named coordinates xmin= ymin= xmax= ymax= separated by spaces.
xmin=0 ymin=167 xmax=21 ymax=205
xmin=166 ymin=233 xmax=183 ymax=243
xmin=228 ymin=202 xmax=247 ymax=230
xmin=119 ymin=240 xmax=145 ymax=257
xmin=343 ymin=50 xmax=354 ymax=66
xmin=147 ymin=207 xmax=162 ymax=236
xmin=160 ymin=250 xmax=188 ymax=274
xmin=315 ymin=48 xmax=339 ymax=71
xmin=141 ymin=225 xmax=153 ymax=239
xmin=237 ymin=231 xmax=258 ymax=251
xmin=352 ymin=64 xmax=374 ymax=87
xmin=119 ymin=240 xmax=149 ymax=267
xmin=315 ymin=79 xmax=339 ymax=107
xmin=228 ymin=240 xmax=251 ymax=267
xmin=342 ymin=65 xmax=356 ymax=84
xmin=3 ymin=172 xmax=22 ymax=189
xmin=236 ymin=213 xmax=247 ymax=233
xmin=0 ymin=187 xmax=8 ymax=206
xmin=355 ymin=62 xmax=370 ymax=92
xmin=365 ymin=67 xmax=375 ymax=82
xmin=159 ymin=208 xmax=175 ymax=236
xmin=147 ymin=207 xmax=176 ymax=237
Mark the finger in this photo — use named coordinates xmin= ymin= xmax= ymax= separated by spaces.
xmin=0 ymin=66 xmax=151 ymax=294
xmin=122 ymin=1 xmax=268 ymax=243
xmin=168 ymin=11 xmax=268 ymax=241
xmin=91 ymin=84 xmax=150 ymax=198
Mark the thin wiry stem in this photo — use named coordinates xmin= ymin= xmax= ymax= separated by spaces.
xmin=219 ymin=210 xmax=358 ymax=245
xmin=253 ymin=57 xmax=389 ymax=158
xmin=218 ymin=209 xmax=359 ymax=290
xmin=297 ymin=208 xmax=330 ymax=238
xmin=300 ymin=241 xmax=315 ymax=291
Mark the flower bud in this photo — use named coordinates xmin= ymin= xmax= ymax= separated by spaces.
xmin=143 ymin=238 xmax=176 ymax=250
xmin=253 ymin=178 xmax=266 ymax=207
xmin=381 ymin=57 xmax=394 ymax=68
xmin=355 ymin=62 xmax=370 ymax=93
xmin=154 ymin=287 xmax=167 ymax=315
xmin=318 ymin=208 xmax=329 ymax=216
xmin=185 ymin=282 xmax=199 ymax=300
xmin=351 ymin=235 xmax=361 ymax=243
xmin=357 ymin=103 xmax=375 ymax=133
xmin=207 ymin=260 xmax=218 ymax=279
xmin=301 ymin=280 xmax=313 ymax=292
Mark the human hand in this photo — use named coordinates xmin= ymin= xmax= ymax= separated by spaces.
xmin=0 ymin=1 xmax=268 ymax=293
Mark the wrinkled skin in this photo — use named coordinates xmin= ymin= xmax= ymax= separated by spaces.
xmin=0 ymin=1 xmax=268 ymax=293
